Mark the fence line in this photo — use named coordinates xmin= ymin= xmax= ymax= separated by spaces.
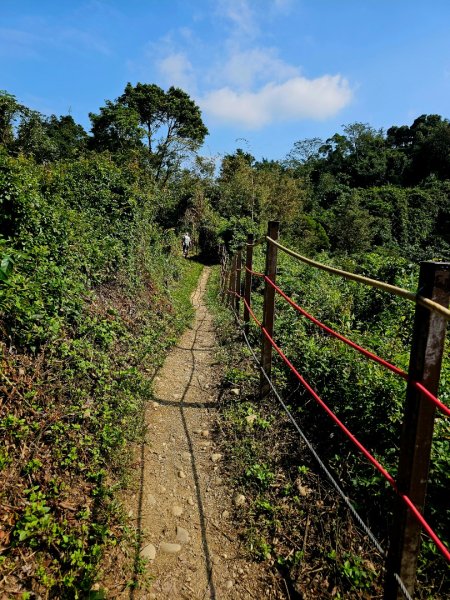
xmin=229 ymin=299 xmax=414 ymax=600
xmin=221 ymin=222 xmax=450 ymax=600
xmin=267 ymin=236 xmax=450 ymax=320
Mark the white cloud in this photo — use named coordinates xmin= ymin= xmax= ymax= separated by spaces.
xmin=216 ymin=0 xmax=258 ymax=39
xmin=157 ymin=52 xmax=195 ymax=91
xmin=219 ymin=47 xmax=299 ymax=89
xmin=200 ymin=74 xmax=353 ymax=129
xmin=129 ymin=0 xmax=353 ymax=130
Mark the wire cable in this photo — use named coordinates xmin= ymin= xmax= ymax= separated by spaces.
xmin=229 ymin=301 xmax=414 ymax=600
xmin=240 ymin=292 xmax=450 ymax=563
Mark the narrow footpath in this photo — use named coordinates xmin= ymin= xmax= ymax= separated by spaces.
xmin=129 ymin=267 xmax=281 ymax=599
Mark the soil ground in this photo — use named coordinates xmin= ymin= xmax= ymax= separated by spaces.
xmin=126 ymin=267 xmax=285 ymax=600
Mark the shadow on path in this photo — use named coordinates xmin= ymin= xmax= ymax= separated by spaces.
xmin=130 ymin=273 xmax=217 ymax=599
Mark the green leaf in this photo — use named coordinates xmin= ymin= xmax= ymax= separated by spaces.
xmin=0 ymin=255 xmax=14 ymax=281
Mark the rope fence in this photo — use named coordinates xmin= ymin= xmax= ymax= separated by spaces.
xmin=267 ymin=237 xmax=450 ymax=320
xmin=229 ymin=300 xmax=414 ymax=600
xmin=220 ymin=221 xmax=450 ymax=600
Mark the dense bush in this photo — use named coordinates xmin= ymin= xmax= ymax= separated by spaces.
xmin=0 ymin=146 xmax=204 ymax=596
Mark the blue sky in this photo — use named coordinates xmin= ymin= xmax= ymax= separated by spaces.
xmin=2 ymin=0 xmax=450 ymax=162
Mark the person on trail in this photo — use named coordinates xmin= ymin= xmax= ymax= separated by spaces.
xmin=182 ymin=232 xmax=191 ymax=257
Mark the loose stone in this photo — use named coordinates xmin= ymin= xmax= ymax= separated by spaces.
xmin=160 ymin=542 xmax=182 ymax=554
xmin=140 ymin=544 xmax=156 ymax=560
xmin=172 ymin=505 xmax=183 ymax=516
xmin=178 ymin=470 xmax=186 ymax=479
xmin=234 ymin=493 xmax=246 ymax=507
xmin=148 ymin=494 xmax=156 ymax=506
xmin=176 ymin=526 xmax=190 ymax=544
xmin=231 ymin=388 xmax=240 ymax=395
xmin=201 ymin=430 xmax=210 ymax=438
xmin=225 ymin=579 xmax=234 ymax=589
xmin=211 ymin=453 xmax=222 ymax=463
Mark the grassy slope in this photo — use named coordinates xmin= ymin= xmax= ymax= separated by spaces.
xmin=0 ymin=254 xmax=203 ymax=599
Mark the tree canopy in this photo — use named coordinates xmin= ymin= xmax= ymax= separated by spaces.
xmin=90 ymin=82 xmax=208 ymax=182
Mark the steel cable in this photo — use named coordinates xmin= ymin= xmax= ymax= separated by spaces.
xmin=229 ymin=301 xmax=414 ymax=600
xmin=236 ymin=290 xmax=450 ymax=562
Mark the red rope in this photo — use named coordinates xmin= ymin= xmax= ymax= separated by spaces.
xmin=227 ymin=289 xmax=240 ymax=298
xmin=401 ymin=494 xmax=450 ymax=561
xmin=242 ymin=295 xmax=450 ymax=562
xmin=245 ymin=265 xmax=264 ymax=278
xmin=260 ymin=322 xmax=397 ymax=486
xmin=243 ymin=296 xmax=262 ymax=328
xmin=264 ymin=275 xmax=450 ymax=419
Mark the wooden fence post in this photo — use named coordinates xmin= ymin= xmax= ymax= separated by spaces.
xmin=244 ymin=234 xmax=254 ymax=336
xmin=260 ymin=221 xmax=280 ymax=398
xmin=219 ymin=245 xmax=226 ymax=300
xmin=235 ymin=247 xmax=242 ymax=315
xmin=384 ymin=261 xmax=450 ymax=600
xmin=228 ymin=255 xmax=236 ymax=307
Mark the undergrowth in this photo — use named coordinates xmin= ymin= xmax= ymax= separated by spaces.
xmin=207 ymin=261 xmax=449 ymax=600
xmin=0 ymin=149 xmax=204 ymax=598
xmin=0 ymin=257 xmax=203 ymax=598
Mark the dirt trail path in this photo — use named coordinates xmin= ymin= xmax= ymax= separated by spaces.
xmin=130 ymin=267 xmax=278 ymax=599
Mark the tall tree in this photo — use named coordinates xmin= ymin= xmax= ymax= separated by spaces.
xmin=89 ymin=100 xmax=143 ymax=153
xmin=90 ymin=83 xmax=208 ymax=182
xmin=15 ymin=110 xmax=54 ymax=160
xmin=45 ymin=115 xmax=88 ymax=159
xmin=0 ymin=91 xmax=24 ymax=148
xmin=387 ymin=114 xmax=450 ymax=183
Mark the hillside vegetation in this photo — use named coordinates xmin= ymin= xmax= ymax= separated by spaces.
xmin=1 ymin=85 xmax=449 ymax=597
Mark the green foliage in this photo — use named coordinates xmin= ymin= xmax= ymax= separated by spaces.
xmin=245 ymin=247 xmax=449 ymax=592
xmin=0 ymin=90 xmax=24 ymax=147
xmin=0 ymin=130 xmax=205 ymax=596
xmin=245 ymin=463 xmax=275 ymax=490
xmin=90 ymin=82 xmax=208 ymax=182
xmin=327 ymin=550 xmax=378 ymax=592
xmin=0 ymin=253 xmax=13 ymax=281
xmin=281 ymin=116 xmax=450 ymax=259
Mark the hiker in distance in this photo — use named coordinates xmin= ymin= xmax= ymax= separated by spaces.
xmin=182 ymin=232 xmax=191 ymax=258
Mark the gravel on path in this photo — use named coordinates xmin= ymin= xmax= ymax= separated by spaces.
xmin=125 ymin=267 xmax=282 ymax=600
